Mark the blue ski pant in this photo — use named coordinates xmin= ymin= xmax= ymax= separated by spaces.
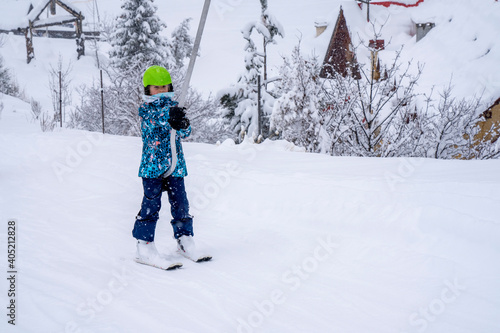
xmin=132 ymin=176 xmax=193 ymax=242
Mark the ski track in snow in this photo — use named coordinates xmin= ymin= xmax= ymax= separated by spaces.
xmin=1 ymin=98 xmax=500 ymax=333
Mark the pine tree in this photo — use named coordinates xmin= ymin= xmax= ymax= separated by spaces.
xmin=170 ymin=18 xmax=194 ymax=68
xmin=109 ymin=0 xmax=170 ymax=72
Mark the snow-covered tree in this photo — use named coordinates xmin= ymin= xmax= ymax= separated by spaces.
xmin=219 ymin=1 xmax=284 ymax=140
xmin=271 ymin=45 xmax=325 ymax=152
xmin=259 ymin=0 xmax=285 ymax=84
xmin=109 ymin=0 xmax=170 ymax=72
xmin=170 ymin=18 xmax=194 ymax=68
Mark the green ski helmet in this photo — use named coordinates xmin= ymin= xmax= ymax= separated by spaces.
xmin=142 ymin=66 xmax=172 ymax=87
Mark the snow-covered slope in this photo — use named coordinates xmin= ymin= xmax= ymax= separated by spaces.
xmin=1 ymin=1 xmax=500 ymax=331
xmin=1 ymin=96 xmax=500 ymax=332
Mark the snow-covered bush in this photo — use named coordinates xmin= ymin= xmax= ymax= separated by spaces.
xmin=422 ymin=85 xmax=499 ymax=159
xmin=30 ymin=98 xmax=42 ymax=120
xmin=39 ymin=111 xmax=57 ymax=132
xmin=0 ymin=55 xmax=19 ymax=97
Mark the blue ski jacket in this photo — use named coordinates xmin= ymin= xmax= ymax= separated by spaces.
xmin=138 ymin=95 xmax=191 ymax=178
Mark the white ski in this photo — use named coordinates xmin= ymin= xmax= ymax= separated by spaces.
xmin=134 ymin=258 xmax=183 ymax=270
xmin=177 ymin=250 xmax=212 ymax=263
xmin=176 ymin=235 xmax=212 ymax=263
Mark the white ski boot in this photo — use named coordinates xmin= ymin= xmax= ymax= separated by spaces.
xmin=135 ymin=240 xmax=183 ymax=270
xmin=176 ymin=235 xmax=212 ymax=262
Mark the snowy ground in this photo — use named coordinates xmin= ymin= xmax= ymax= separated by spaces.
xmin=1 ymin=96 xmax=500 ymax=333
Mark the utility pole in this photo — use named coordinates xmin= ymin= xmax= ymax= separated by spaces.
xmin=59 ymin=71 xmax=62 ymax=127
xmin=357 ymin=0 xmax=371 ymax=22
xmin=367 ymin=0 xmax=370 ymax=22
xmin=257 ymin=75 xmax=262 ymax=139
xmin=100 ymin=69 xmax=105 ymax=134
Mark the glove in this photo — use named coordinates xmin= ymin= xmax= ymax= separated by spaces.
xmin=168 ymin=106 xmax=190 ymax=130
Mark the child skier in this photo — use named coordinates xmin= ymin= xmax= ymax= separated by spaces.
xmin=132 ymin=65 xmax=210 ymax=269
